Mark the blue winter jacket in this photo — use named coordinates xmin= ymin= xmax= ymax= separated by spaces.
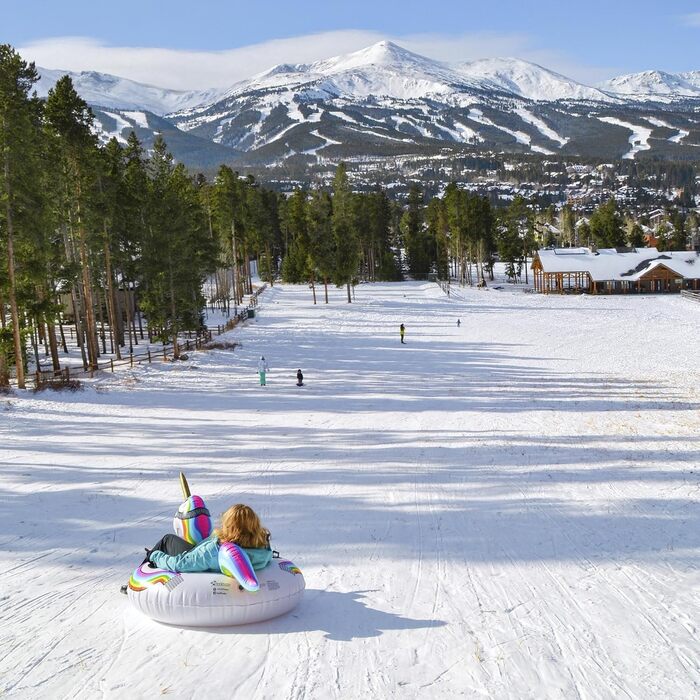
xmin=150 ymin=534 xmax=273 ymax=573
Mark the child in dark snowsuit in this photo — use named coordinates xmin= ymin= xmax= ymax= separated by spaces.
xmin=296 ymin=369 xmax=304 ymax=386
xmin=400 ymin=324 xmax=405 ymax=344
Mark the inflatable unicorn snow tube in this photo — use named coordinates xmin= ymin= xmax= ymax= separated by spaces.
xmin=126 ymin=475 xmax=305 ymax=627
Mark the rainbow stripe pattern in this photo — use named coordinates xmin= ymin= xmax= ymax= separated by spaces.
xmin=173 ymin=495 xmax=212 ymax=545
xmin=218 ymin=542 xmax=260 ymax=592
xmin=128 ymin=564 xmax=183 ymax=592
xmin=278 ymin=560 xmax=302 ymax=576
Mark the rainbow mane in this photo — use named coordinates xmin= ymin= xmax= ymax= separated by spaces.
xmin=174 ymin=495 xmax=212 ymax=545
xmin=128 ymin=564 xmax=183 ymax=592
xmin=278 ymin=560 xmax=302 ymax=575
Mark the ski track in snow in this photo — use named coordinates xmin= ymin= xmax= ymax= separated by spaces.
xmin=1 ymin=282 xmax=699 ymax=698
xmin=515 ymin=107 xmax=569 ymax=148
xmin=645 ymin=117 xmax=691 ymax=144
xmin=468 ymin=108 xmax=554 ymax=154
xmin=121 ymin=111 xmax=149 ymax=129
xmin=598 ymin=116 xmax=653 ymax=158
xmin=95 ymin=112 xmax=131 ymax=145
xmin=303 ymin=130 xmax=342 ymax=157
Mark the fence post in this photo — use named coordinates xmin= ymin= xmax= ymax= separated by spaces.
xmin=110 ymin=358 xmax=114 ymax=372
xmin=130 ymin=352 xmax=134 ymax=368
xmin=148 ymin=349 xmax=151 ymax=363
xmin=163 ymin=346 xmax=167 ymax=360
xmin=66 ymin=366 xmax=70 ymax=381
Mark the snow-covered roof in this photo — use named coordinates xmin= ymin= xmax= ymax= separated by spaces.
xmin=534 ymin=247 xmax=700 ymax=281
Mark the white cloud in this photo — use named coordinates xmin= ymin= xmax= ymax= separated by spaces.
xmin=683 ymin=12 xmax=700 ymax=27
xmin=18 ymin=30 xmax=616 ymax=91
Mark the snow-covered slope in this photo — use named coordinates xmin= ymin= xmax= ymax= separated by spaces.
xmin=600 ymin=70 xmax=700 ymax=100
xmin=1 ymin=282 xmax=699 ymax=698
xmin=215 ymin=41 xmax=483 ymax=103
xmin=455 ymin=57 xmax=613 ymax=102
xmin=35 ymin=67 xmax=224 ymax=116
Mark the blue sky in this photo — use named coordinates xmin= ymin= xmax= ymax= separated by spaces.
xmin=4 ymin=0 xmax=700 ymax=89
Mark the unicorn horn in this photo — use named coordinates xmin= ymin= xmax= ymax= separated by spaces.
xmin=179 ymin=472 xmax=191 ymax=499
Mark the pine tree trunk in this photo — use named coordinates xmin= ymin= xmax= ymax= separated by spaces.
xmin=46 ymin=313 xmax=60 ymax=373
xmin=58 ymin=310 xmax=68 ymax=354
xmin=168 ymin=254 xmax=179 ymax=359
xmin=76 ymin=191 xmax=99 ymax=369
xmin=231 ymin=221 xmax=240 ymax=305
xmin=38 ymin=285 xmax=61 ymax=372
xmin=324 ymin=278 xmax=329 ymax=304
xmin=124 ymin=283 xmax=134 ymax=354
xmin=30 ymin=322 xmax=40 ymax=372
xmin=245 ymin=245 xmax=253 ymax=295
xmin=72 ymin=287 xmax=89 ymax=370
xmin=62 ymin=220 xmax=88 ymax=370
xmin=135 ymin=294 xmax=144 ymax=340
xmin=3 ymin=156 xmax=26 ymax=388
xmin=346 ymin=282 xmax=352 ymax=303
xmin=103 ymin=236 xmax=122 ymax=360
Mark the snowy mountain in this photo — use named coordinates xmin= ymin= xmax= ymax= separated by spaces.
xmin=454 ymin=57 xmax=614 ymax=103
xmin=35 ymin=67 xmax=224 ymax=116
xmin=600 ymin=70 xmax=700 ymax=100
xmin=34 ymin=42 xmax=700 ymax=167
xmin=167 ymin=42 xmax=700 ymax=165
xmin=232 ymin=41 xmax=467 ymax=101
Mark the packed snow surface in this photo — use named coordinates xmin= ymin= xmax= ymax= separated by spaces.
xmin=645 ymin=116 xmax=691 ymax=144
xmin=598 ymin=116 xmax=653 ymax=158
xmin=1 ymin=282 xmax=699 ymax=698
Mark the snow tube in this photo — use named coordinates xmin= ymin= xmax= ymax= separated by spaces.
xmin=126 ymin=558 xmax=305 ymax=626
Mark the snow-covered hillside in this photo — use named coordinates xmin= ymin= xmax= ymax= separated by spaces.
xmin=600 ymin=69 xmax=700 ymax=101
xmin=1 ymin=282 xmax=698 ymax=698
xmin=35 ymin=67 xmax=224 ymax=116
xmin=455 ymin=57 xmax=613 ymax=102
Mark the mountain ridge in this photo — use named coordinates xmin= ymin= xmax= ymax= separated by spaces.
xmin=31 ymin=41 xmax=700 ymax=167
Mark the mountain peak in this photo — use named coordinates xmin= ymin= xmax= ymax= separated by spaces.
xmin=600 ymin=70 xmax=700 ymax=98
xmin=317 ymin=40 xmax=441 ymax=74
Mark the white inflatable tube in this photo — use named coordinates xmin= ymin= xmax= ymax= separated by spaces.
xmin=127 ymin=558 xmax=305 ymax=626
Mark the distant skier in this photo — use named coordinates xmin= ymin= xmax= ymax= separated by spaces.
xmin=257 ymin=356 xmax=269 ymax=386
xmin=457 ymin=319 xmax=461 ymax=327
xmin=400 ymin=323 xmax=405 ymax=344
xmin=296 ymin=369 xmax=304 ymax=387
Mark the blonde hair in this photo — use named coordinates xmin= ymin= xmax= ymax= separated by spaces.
xmin=216 ymin=504 xmax=270 ymax=549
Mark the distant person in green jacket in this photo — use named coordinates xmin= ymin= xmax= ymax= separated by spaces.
xmin=145 ymin=504 xmax=273 ymax=573
xmin=257 ymin=356 xmax=269 ymax=386
xmin=400 ymin=323 xmax=406 ymax=344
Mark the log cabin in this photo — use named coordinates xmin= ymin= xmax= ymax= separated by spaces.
xmin=532 ymin=247 xmax=700 ymax=294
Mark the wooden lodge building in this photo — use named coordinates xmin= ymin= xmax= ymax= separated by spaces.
xmin=532 ymin=247 xmax=700 ymax=294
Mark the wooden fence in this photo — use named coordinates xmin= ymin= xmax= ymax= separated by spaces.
xmin=680 ymin=290 xmax=700 ymax=304
xmin=28 ymin=284 xmax=267 ymax=390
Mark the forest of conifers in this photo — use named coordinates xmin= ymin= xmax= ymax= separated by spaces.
xmin=0 ymin=45 xmax=694 ymax=387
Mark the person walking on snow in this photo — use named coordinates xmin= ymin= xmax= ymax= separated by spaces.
xmin=457 ymin=318 xmax=461 ymax=327
xmin=400 ymin=323 xmax=406 ymax=344
xmin=296 ymin=369 xmax=304 ymax=387
xmin=257 ymin=356 xmax=269 ymax=386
